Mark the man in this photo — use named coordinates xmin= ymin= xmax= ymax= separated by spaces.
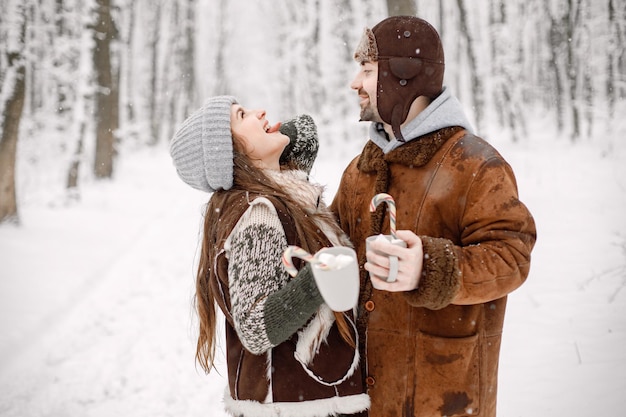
xmin=330 ymin=16 xmax=536 ymax=417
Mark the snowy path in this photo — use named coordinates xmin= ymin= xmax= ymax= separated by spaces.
xmin=0 ymin=150 xmax=229 ymax=417
xmin=1 ymin=140 xmax=625 ymax=416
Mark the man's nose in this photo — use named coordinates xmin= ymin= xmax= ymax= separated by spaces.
xmin=350 ymin=74 xmax=362 ymax=90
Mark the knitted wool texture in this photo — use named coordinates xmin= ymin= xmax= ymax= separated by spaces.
xmin=225 ymin=170 xmax=335 ymax=354
xmin=169 ymin=96 xmax=237 ymax=193
xmin=227 ymin=199 xmax=297 ymax=353
xmin=279 ymin=114 xmax=319 ymax=174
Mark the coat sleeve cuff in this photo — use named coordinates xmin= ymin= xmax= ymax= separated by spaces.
xmin=403 ymin=236 xmax=461 ymax=310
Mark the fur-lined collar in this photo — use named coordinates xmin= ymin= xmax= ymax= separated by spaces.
xmin=264 ymin=169 xmax=323 ymax=210
xmin=367 ymin=87 xmax=474 ymax=153
xmin=358 ymin=126 xmax=464 ymax=172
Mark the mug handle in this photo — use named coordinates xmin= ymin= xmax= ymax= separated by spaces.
xmin=387 ymin=255 xmax=399 ymax=282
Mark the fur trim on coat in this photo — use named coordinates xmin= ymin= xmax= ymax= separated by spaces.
xmin=224 ymin=388 xmax=370 ymax=417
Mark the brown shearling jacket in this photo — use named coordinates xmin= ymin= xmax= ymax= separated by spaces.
xmin=210 ymin=191 xmax=369 ymax=417
xmin=331 ymin=126 xmax=536 ymax=417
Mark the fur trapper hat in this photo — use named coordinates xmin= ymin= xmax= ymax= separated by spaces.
xmin=354 ymin=16 xmax=445 ymax=140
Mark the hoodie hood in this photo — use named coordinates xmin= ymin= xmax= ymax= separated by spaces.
xmin=369 ymin=86 xmax=475 ymax=154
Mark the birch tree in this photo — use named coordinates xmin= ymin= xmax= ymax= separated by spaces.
xmin=92 ymin=0 xmax=118 ymax=178
xmin=278 ymin=0 xmax=324 ymax=113
xmin=5 ymin=0 xmax=626 ymax=210
xmin=565 ymin=0 xmax=584 ymax=141
xmin=488 ymin=0 xmax=527 ymax=142
xmin=67 ymin=13 xmax=96 ymax=196
xmin=211 ymin=0 xmax=230 ymax=96
xmin=174 ymin=0 xmax=197 ymax=128
xmin=605 ymin=0 xmax=625 ymax=121
xmin=0 ymin=1 xmax=27 ymax=224
xmin=456 ymin=0 xmax=484 ymax=132
xmin=387 ymin=0 xmax=416 ymax=16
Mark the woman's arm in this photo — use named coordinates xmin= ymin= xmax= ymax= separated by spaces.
xmin=227 ymin=199 xmax=323 ymax=354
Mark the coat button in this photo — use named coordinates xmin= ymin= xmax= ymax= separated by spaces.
xmin=365 ymin=300 xmax=375 ymax=311
xmin=365 ymin=376 xmax=376 ymax=386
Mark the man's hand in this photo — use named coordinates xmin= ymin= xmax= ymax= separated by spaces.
xmin=365 ymin=230 xmax=424 ymax=292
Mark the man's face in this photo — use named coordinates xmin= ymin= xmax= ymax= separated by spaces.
xmin=350 ymin=61 xmax=382 ymax=123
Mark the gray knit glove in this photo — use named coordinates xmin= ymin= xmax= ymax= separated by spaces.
xmin=279 ymin=114 xmax=319 ymax=174
xmin=263 ymin=263 xmax=324 ymax=345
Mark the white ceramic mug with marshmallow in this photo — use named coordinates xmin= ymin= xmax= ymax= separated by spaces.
xmin=365 ymin=234 xmax=407 ymax=282
xmin=282 ymin=246 xmax=360 ymax=312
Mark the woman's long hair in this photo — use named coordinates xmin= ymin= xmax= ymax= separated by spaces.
xmin=195 ymin=142 xmax=353 ymax=373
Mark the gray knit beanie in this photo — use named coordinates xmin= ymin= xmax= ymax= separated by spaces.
xmin=169 ymin=96 xmax=237 ymax=193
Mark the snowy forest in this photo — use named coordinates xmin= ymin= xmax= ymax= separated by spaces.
xmin=1 ymin=0 xmax=625 ymax=224
xmin=2 ymin=1 xmax=626 ymax=416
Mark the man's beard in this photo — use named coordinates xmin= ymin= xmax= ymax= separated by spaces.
xmin=359 ymin=103 xmax=383 ymax=123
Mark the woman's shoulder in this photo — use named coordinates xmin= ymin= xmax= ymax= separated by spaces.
xmin=235 ymin=193 xmax=281 ymax=223
xmin=216 ymin=190 xmax=282 ymax=215
xmin=224 ymin=195 xmax=286 ymax=251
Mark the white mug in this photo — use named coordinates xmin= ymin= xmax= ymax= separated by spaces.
xmin=311 ymin=247 xmax=360 ymax=312
xmin=365 ymin=234 xmax=407 ymax=283
xmin=282 ymin=246 xmax=360 ymax=312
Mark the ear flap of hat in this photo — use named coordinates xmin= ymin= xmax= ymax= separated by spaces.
xmin=376 ymin=59 xmax=420 ymax=142
xmin=389 ymin=57 xmax=422 ymax=80
xmin=390 ymin=103 xmax=407 ymax=142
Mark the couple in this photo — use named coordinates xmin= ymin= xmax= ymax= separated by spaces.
xmin=169 ymin=16 xmax=536 ymax=417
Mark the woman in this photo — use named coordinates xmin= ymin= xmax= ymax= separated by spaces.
xmin=169 ymin=96 xmax=369 ymax=417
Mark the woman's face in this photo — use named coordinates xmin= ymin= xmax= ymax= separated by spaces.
xmin=230 ymin=104 xmax=289 ymax=170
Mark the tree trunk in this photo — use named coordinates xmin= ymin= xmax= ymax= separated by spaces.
xmin=213 ymin=0 xmax=230 ymax=95
xmin=148 ymin=1 xmax=162 ymax=145
xmin=581 ymin=3 xmax=593 ymax=138
xmin=456 ymin=0 xmax=483 ymax=132
xmin=386 ymin=0 xmax=416 ymax=16
xmin=547 ymin=11 xmax=565 ymax=132
xmin=182 ymin=0 xmax=197 ymax=116
xmin=122 ymin=1 xmax=137 ymax=127
xmin=158 ymin=2 xmax=179 ymax=144
xmin=618 ymin=2 xmax=626 ymax=100
xmin=565 ymin=0 xmax=583 ymax=141
xmin=489 ymin=0 xmax=526 ymax=142
xmin=66 ymin=6 xmax=95 ymax=197
xmin=164 ymin=0 xmax=197 ymax=140
xmin=606 ymin=0 xmax=617 ymax=120
xmin=0 ymin=3 xmax=26 ymax=224
xmin=66 ymin=122 xmax=85 ymax=194
xmin=92 ymin=0 xmax=117 ymax=178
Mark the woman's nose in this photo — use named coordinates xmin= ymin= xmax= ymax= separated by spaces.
xmin=255 ymin=109 xmax=266 ymax=119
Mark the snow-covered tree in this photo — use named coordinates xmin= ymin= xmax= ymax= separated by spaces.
xmin=0 ymin=0 xmax=27 ymax=224
xmin=3 ymin=0 xmax=625 ymax=213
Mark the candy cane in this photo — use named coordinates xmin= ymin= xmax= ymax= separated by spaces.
xmin=370 ymin=193 xmax=397 ymax=239
xmin=282 ymin=245 xmax=325 ymax=277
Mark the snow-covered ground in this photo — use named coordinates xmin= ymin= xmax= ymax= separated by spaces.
xmin=1 ymin=126 xmax=625 ymax=416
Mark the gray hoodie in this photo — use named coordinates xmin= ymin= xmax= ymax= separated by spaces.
xmin=369 ymin=86 xmax=475 ymax=154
